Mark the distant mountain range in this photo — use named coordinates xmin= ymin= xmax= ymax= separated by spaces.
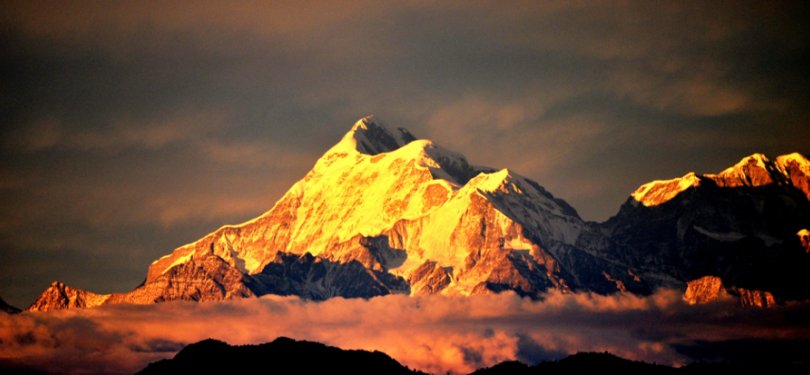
xmin=137 ymin=337 xmax=810 ymax=375
xmin=27 ymin=116 xmax=810 ymax=311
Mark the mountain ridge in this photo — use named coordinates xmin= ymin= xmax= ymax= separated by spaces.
xmin=26 ymin=116 xmax=810 ymax=311
xmin=136 ymin=338 xmax=810 ymax=375
xmin=137 ymin=337 xmax=422 ymax=375
xmin=631 ymin=152 xmax=810 ymax=207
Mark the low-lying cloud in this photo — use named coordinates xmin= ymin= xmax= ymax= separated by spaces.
xmin=1 ymin=290 xmax=808 ymax=374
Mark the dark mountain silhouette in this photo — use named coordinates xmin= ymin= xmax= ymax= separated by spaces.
xmin=143 ymin=338 xmax=810 ymax=375
xmin=474 ymin=351 xmax=810 ymax=375
xmin=471 ymin=353 xmax=675 ymax=375
xmin=603 ymin=180 xmax=810 ymax=304
xmin=137 ymin=337 xmax=424 ymax=375
xmin=0 ymin=359 xmax=51 ymax=375
xmin=0 ymin=296 xmax=20 ymax=314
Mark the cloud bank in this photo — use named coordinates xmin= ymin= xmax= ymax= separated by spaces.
xmin=1 ymin=290 xmax=808 ymax=374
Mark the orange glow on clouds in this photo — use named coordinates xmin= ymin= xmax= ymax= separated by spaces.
xmin=1 ymin=290 xmax=808 ymax=374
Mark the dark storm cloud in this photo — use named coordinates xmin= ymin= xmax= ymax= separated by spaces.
xmin=1 ymin=1 xmax=810 ymax=306
xmin=1 ymin=292 xmax=808 ymax=374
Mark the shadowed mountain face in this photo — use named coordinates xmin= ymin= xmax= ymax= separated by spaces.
xmin=137 ymin=337 xmax=423 ymax=375
xmin=27 ymin=118 xmax=810 ymax=310
xmin=605 ymin=184 xmax=810 ymax=298
xmin=602 ymin=154 xmax=810 ymax=305
xmin=0 ymin=297 xmax=20 ymax=314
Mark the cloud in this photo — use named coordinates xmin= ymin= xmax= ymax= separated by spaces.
xmin=1 ymin=291 xmax=808 ymax=375
xmin=12 ymin=110 xmax=230 ymax=153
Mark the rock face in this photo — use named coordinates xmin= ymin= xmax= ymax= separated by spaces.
xmin=683 ymin=276 xmax=777 ymax=308
xmin=28 ymin=281 xmax=110 ymax=312
xmin=683 ymin=276 xmax=730 ymax=305
xmin=0 ymin=296 xmax=20 ymax=314
xmin=106 ymin=255 xmax=256 ymax=304
xmin=27 ymin=117 xmax=810 ymax=311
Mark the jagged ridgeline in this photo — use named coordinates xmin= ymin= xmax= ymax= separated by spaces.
xmin=28 ymin=117 xmax=810 ymax=311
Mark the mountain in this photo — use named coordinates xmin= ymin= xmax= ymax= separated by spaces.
xmin=29 ymin=116 xmax=638 ymax=310
xmin=0 ymin=296 xmax=20 ymax=314
xmin=141 ymin=116 xmax=632 ymax=299
xmin=471 ymin=353 xmax=676 ymax=375
xmin=472 ymin=352 xmax=810 ymax=375
xmin=143 ymin=339 xmax=810 ymax=375
xmin=27 ymin=116 xmax=810 ymax=310
xmin=602 ymin=153 xmax=810 ymax=306
xmin=27 ymin=281 xmax=109 ymax=312
xmin=137 ymin=337 xmax=423 ymax=375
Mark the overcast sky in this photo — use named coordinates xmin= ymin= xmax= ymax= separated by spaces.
xmin=2 ymin=1 xmax=809 ymax=307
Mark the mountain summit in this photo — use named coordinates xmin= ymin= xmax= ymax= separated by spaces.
xmin=134 ymin=116 xmax=627 ymax=301
xmin=337 ymin=115 xmax=417 ymax=155
xmin=27 ymin=117 xmax=810 ymax=311
xmin=632 ymin=153 xmax=810 ymax=206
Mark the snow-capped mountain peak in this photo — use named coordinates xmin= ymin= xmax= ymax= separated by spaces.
xmin=776 ymin=152 xmax=810 ymax=178
xmin=331 ymin=115 xmax=417 ymax=155
xmin=631 ymin=152 xmax=810 ymax=206
xmin=712 ymin=153 xmax=777 ymax=187
xmin=27 ymin=117 xmax=810 ymax=311
xmin=776 ymin=152 xmax=810 ymax=171
xmin=33 ymin=117 xmax=619 ymax=308
xmin=631 ymin=172 xmax=701 ymax=207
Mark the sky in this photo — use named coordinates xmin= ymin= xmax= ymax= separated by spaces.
xmin=2 ymin=291 xmax=809 ymax=374
xmin=1 ymin=1 xmax=810 ymax=307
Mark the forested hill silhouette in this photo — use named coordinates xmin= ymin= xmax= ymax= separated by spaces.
xmin=136 ymin=337 xmax=424 ymax=375
xmin=471 ymin=351 xmax=810 ymax=375
xmin=470 ymin=353 xmax=675 ymax=375
xmin=139 ymin=338 xmax=810 ymax=375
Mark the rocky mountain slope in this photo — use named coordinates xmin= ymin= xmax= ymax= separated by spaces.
xmin=602 ymin=153 xmax=810 ymax=306
xmin=27 ymin=117 xmax=810 ymax=310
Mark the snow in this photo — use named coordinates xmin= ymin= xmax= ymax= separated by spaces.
xmin=151 ymin=253 xmax=174 ymax=265
xmin=776 ymin=152 xmax=810 ymax=175
xmin=715 ymin=153 xmax=770 ymax=180
xmin=693 ymin=225 xmax=745 ymax=242
xmin=693 ymin=225 xmax=781 ymax=245
xmin=150 ymin=116 xmax=594 ymax=285
xmin=469 ymin=169 xmax=511 ymax=192
xmin=162 ymin=251 xmax=194 ymax=275
xmin=631 ymin=172 xmax=700 ymax=206
xmin=629 ymin=151 xmax=809 ymax=207
xmin=504 ymin=236 xmax=535 ymax=251
xmin=328 ymin=115 xmax=415 ymax=156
